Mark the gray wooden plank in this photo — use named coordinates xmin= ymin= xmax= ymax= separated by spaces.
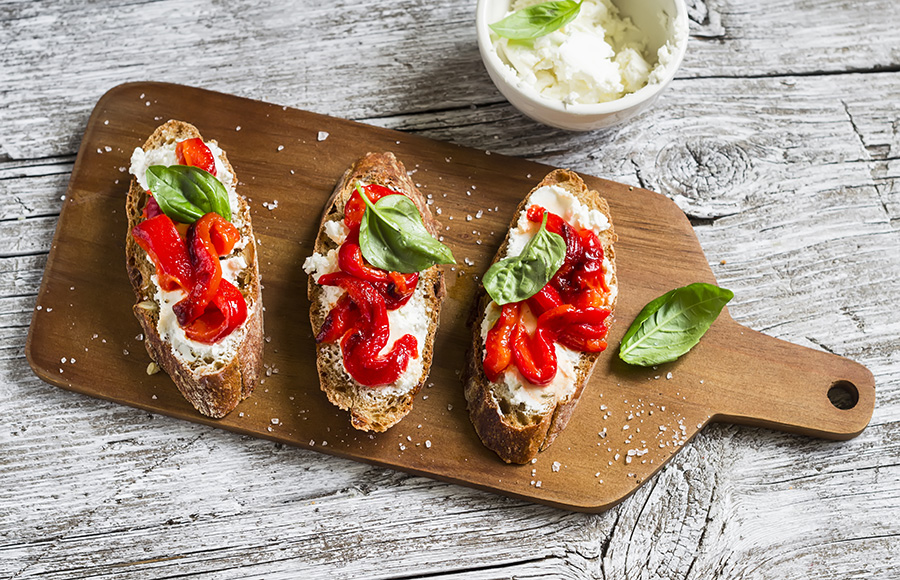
xmin=1 ymin=0 xmax=899 ymax=159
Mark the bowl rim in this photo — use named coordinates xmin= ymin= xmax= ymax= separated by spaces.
xmin=476 ymin=0 xmax=689 ymax=117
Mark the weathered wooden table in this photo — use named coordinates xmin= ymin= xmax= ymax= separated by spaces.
xmin=2 ymin=1 xmax=898 ymax=578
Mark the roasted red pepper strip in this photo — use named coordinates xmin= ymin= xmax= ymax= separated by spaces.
xmin=483 ymin=302 xmax=521 ymax=382
xmin=513 ymin=323 xmax=558 ymax=386
xmin=344 ymin=183 xmax=396 ymax=229
xmin=175 ymin=138 xmax=217 ymax=175
xmin=541 ymin=306 xmax=611 ymax=352
xmin=338 ymin=235 xmax=389 ymax=283
xmin=557 ymin=332 xmax=607 ymax=353
xmin=173 ymin=213 xmax=240 ymax=326
xmin=142 ymin=194 xmax=164 ymax=219
xmin=315 ymin=294 xmax=360 ymax=343
xmin=526 ymin=284 xmax=563 ymax=317
xmin=538 ymin=305 xmax=610 ymax=334
xmin=131 ymin=214 xmax=193 ymax=293
xmin=372 ymin=272 xmax=419 ymax=310
xmin=183 ymin=279 xmax=248 ymax=343
xmin=322 ymin=274 xmax=418 ymax=386
xmin=336 ymin=234 xmax=418 ymax=308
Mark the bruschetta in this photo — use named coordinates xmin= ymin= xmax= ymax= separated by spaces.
xmin=125 ymin=120 xmax=263 ymax=419
xmin=464 ymin=169 xmax=617 ymax=463
xmin=303 ymin=152 xmax=452 ymax=432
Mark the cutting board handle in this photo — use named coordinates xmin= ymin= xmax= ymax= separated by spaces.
xmin=707 ymin=322 xmax=875 ymax=439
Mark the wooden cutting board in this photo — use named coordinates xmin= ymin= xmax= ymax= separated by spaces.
xmin=26 ymin=82 xmax=875 ymax=512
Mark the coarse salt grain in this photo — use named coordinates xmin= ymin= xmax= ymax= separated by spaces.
xmin=317 ymin=131 xmax=329 ymax=141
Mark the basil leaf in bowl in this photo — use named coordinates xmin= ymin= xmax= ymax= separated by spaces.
xmin=489 ymin=0 xmax=582 ymax=40
xmin=619 ymin=283 xmax=734 ymax=366
xmin=483 ymin=211 xmax=566 ymax=305
xmin=146 ymin=165 xmax=231 ymax=224
xmin=358 ymin=184 xmax=455 ymax=274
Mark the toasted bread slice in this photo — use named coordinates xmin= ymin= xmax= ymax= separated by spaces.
xmin=124 ymin=120 xmax=263 ymax=419
xmin=464 ymin=169 xmax=618 ymax=463
xmin=304 ymin=153 xmax=446 ymax=432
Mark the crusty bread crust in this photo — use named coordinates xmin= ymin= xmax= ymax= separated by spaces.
xmin=125 ymin=120 xmax=263 ymax=419
xmin=307 ymin=153 xmax=446 ymax=432
xmin=464 ymin=169 xmax=618 ymax=464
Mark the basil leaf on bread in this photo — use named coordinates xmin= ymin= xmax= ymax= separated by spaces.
xmin=146 ymin=165 xmax=231 ymax=224
xmin=483 ymin=211 xmax=566 ymax=305
xmin=358 ymin=183 xmax=455 ymax=274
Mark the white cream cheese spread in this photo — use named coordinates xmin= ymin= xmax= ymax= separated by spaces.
xmin=493 ymin=0 xmax=675 ymax=105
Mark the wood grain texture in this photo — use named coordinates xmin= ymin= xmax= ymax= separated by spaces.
xmin=1 ymin=0 xmax=899 ymax=577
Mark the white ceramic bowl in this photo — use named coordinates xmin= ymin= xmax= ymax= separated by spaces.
xmin=476 ymin=0 xmax=689 ymax=131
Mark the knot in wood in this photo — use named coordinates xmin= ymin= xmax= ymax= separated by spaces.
xmin=655 ymin=139 xmax=753 ymax=220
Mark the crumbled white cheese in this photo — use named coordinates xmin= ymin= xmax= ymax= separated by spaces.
xmin=302 ymin=249 xmax=344 ymax=312
xmin=493 ymin=0 xmax=671 ymax=105
xmin=324 ymin=220 xmax=350 ymax=245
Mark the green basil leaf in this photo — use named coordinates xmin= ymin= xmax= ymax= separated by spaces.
xmin=619 ymin=283 xmax=734 ymax=366
xmin=358 ymin=184 xmax=456 ymax=274
xmin=146 ymin=165 xmax=231 ymax=224
xmin=489 ymin=0 xmax=582 ymax=40
xmin=483 ymin=212 xmax=566 ymax=305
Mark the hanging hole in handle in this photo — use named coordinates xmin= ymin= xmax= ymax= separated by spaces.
xmin=828 ymin=380 xmax=859 ymax=410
